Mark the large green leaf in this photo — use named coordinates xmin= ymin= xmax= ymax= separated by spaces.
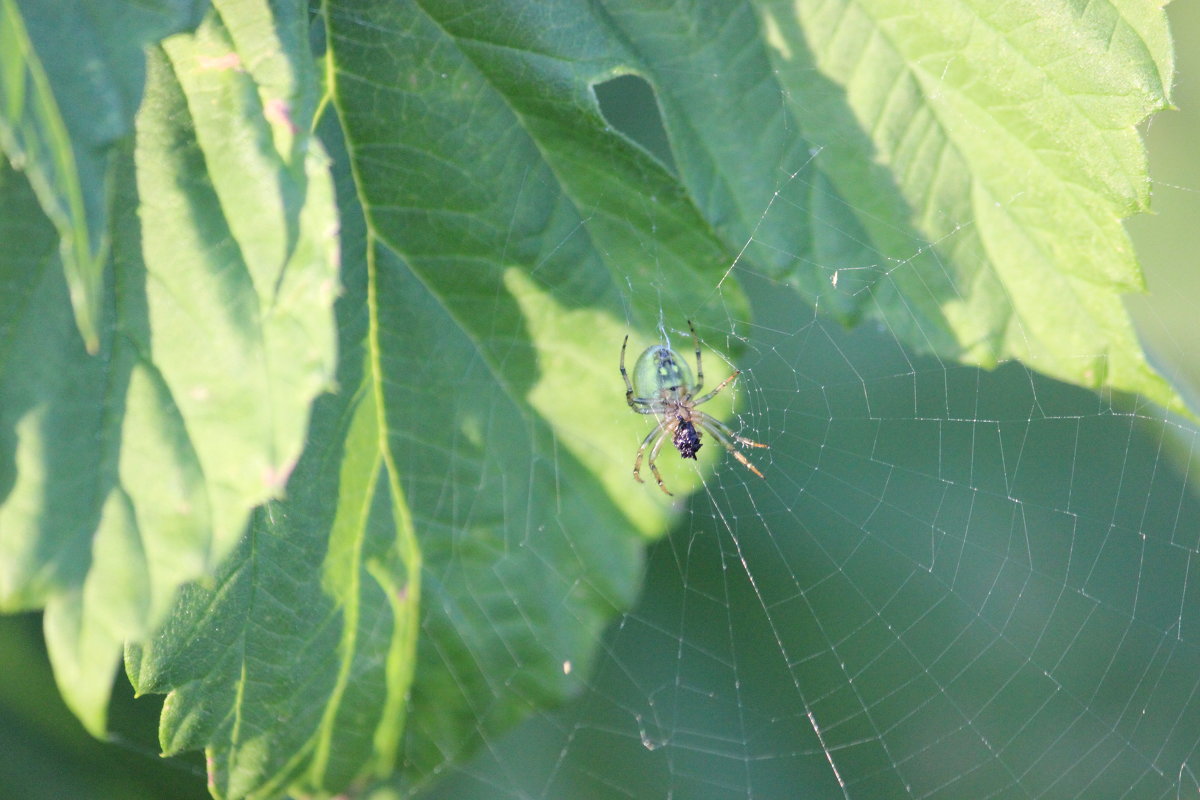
xmin=319 ymin=1 xmax=762 ymax=785
xmin=0 ymin=0 xmax=338 ymax=737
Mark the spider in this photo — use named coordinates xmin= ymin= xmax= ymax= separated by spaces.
xmin=620 ymin=320 xmax=768 ymax=495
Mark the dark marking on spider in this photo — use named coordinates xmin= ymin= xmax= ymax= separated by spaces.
xmin=673 ymin=418 xmax=702 ymax=460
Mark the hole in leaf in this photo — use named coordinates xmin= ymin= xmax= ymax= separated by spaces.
xmin=593 ymin=74 xmax=676 ymax=171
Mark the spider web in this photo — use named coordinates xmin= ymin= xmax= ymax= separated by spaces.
xmin=409 ymin=4 xmax=1200 ymax=800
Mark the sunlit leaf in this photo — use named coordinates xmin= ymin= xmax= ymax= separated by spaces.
xmin=619 ymin=0 xmax=1179 ymax=410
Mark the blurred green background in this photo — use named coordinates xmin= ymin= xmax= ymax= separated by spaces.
xmin=0 ymin=613 xmax=208 ymax=799
xmin=3 ymin=4 xmax=1200 ymax=799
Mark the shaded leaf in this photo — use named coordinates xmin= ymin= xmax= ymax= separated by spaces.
xmin=321 ymin=2 xmax=755 ymax=786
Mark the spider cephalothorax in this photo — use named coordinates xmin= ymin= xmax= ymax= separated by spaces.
xmin=620 ymin=321 xmax=767 ymax=495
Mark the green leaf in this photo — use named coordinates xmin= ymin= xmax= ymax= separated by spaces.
xmin=0 ymin=160 xmax=101 ymax=609
xmin=123 ymin=0 xmax=748 ymax=793
xmin=0 ymin=0 xmax=338 ymax=737
xmin=0 ymin=0 xmax=205 ymax=352
xmin=616 ymin=0 xmax=1179 ymax=410
xmin=318 ymin=2 xmax=757 ymax=785
xmin=126 ymin=113 xmax=422 ymax=797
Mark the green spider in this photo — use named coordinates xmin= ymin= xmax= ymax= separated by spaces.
xmin=620 ymin=321 xmax=767 ymax=495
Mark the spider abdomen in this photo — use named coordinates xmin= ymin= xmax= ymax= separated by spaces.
xmin=632 ymin=345 xmax=694 ymax=401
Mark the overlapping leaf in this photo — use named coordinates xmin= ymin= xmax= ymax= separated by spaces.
xmin=0 ymin=0 xmax=206 ymax=351
xmin=0 ymin=0 xmax=338 ymax=737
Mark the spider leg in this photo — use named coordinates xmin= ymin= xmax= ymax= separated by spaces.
xmin=692 ymin=369 xmax=740 ymax=407
xmin=688 ymin=320 xmax=703 ymax=393
xmin=627 ymin=398 xmax=660 ymax=415
xmin=694 ymin=411 xmax=768 ymax=479
xmin=620 ymin=334 xmax=638 ymax=410
xmin=695 ymin=410 xmax=769 ymax=449
xmin=646 ymin=426 xmax=675 ymax=496
xmin=633 ymin=425 xmax=666 ymax=486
